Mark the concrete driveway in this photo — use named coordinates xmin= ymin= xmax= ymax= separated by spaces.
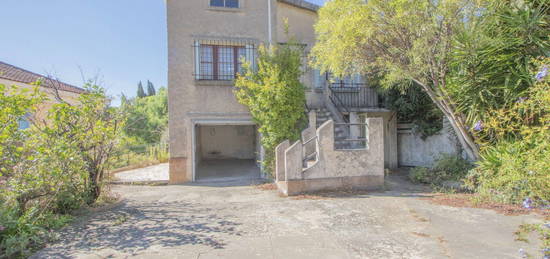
xmin=34 ymin=173 xmax=543 ymax=259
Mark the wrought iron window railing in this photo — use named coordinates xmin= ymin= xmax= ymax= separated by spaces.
xmin=192 ymin=39 xmax=257 ymax=81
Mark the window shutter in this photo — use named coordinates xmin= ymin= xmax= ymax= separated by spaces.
xmin=194 ymin=40 xmax=201 ymax=80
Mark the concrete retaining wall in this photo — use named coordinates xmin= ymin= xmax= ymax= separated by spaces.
xmin=276 ymin=117 xmax=385 ymax=195
xmin=397 ymin=120 xmax=463 ymax=167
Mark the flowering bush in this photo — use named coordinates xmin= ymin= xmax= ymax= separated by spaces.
xmin=465 ymin=58 xmax=550 ymax=207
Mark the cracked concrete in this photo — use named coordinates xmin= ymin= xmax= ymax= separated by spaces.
xmin=33 ymin=173 xmax=543 ymax=259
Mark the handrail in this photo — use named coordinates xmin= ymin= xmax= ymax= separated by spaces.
xmin=303 ymin=136 xmax=317 ymax=145
xmin=328 ymin=87 xmax=350 ymax=123
xmin=334 ymin=123 xmax=369 ymax=125
xmin=333 ymin=122 xmax=369 ymax=150
xmin=329 ymin=83 xmax=381 ymax=108
xmin=302 ymin=135 xmax=319 ymax=169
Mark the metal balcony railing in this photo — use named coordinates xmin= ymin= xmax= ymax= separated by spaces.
xmin=328 ymin=83 xmax=381 ymax=109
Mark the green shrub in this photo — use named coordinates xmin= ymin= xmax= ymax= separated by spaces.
xmin=409 ymin=167 xmax=431 ymax=184
xmin=465 ymin=58 xmax=550 ymax=206
xmin=235 ymin=39 xmax=307 ymax=175
xmin=122 ymin=87 xmax=168 ymax=144
xmin=0 ymin=205 xmax=72 ymax=258
xmin=108 ymin=142 xmax=169 ymax=170
xmin=383 ymin=81 xmax=443 ymax=139
xmin=0 ymin=82 xmax=122 ymax=257
xmin=465 ymin=137 xmax=549 ymax=206
xmin=409 ymin=154 xmax=473 ymax=185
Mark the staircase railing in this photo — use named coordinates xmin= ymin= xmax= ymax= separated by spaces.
xmin=329 ymin=83 xmax=380 ymax=109
xmin=302 ymin=135 xmax=319 ymax=168
xmin=328 ymin=87 xmax=350 ymax=123
xmin=334 ymin=122 xmax=369 ymax=150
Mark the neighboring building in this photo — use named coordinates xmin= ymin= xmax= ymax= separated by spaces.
xmin=167 ymin=0 xmax=397 ymax=185
xmin=0 ymin=61 xmax=86 ymax=128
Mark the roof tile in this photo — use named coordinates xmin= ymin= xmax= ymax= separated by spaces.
xmin=0 ymin=61 xmax=86 ymax=94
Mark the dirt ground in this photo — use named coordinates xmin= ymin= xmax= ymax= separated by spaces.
xmin=33 ymin=170 xmax=544 ymax=259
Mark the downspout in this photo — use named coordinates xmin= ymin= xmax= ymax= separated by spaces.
xmin=267 ymin=0 xmax=272 ymax=45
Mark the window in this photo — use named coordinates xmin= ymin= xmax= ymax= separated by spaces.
xmin=197 ymin=44 xmax=247 ymax=80
xmin=210 ymin=0 xmax=239 ymax=8
xmin=313 ymin=69 xmax=326 ymax=89
xmin=327 ymin=73 xmax=364 ymax=87
xmin=18 ymin=113 xmax=31 ymax=130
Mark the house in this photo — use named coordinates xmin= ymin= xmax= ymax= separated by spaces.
xmin=167 ymin=0 xmax=397 ymax=188
xmin=0 ymin=61 xmax=86 ymax=128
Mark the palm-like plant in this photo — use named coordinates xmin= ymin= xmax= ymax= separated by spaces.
xmin=449 ymin=0 xmax=549 ymax=127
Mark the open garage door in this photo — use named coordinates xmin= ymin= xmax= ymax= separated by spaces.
xmin=195 ymin=124 xmax=260 ymax=182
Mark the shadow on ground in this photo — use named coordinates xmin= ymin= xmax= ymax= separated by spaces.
xmin=35 ymin=200 xmax=243 ymax=258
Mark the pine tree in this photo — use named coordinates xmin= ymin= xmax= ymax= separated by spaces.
xmin=147 ymin=80 xmax=156 ymax=96
xmin=137 ymin=81 xmax=146 ymax=98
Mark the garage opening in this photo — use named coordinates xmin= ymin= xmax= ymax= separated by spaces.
xmin=195 ymin=124 xmax=261 ymax=182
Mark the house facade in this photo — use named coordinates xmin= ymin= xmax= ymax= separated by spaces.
xmin=167 ymin=0 xmax=397 ymax=184
xmin=0 ymin=61 xmax=85 ymax=128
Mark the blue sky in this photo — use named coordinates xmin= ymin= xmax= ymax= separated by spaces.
xmin=1 ymin=0 xmax=326 ymax=104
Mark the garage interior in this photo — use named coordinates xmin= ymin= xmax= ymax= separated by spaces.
xmin=195 ymin=124 xmax=261 ymax=182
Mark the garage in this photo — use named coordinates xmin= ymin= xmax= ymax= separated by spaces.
xmin=194 ymin=124 xmax=261 ymax=182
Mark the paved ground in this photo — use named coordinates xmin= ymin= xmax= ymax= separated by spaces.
xmin=196 ymin=159 xmax=260 ymax=182
xmin=114 ymin=160 xmax=261 ymax=184
xmin=34 ymin=172 xmax=543 ymax=259
xmin=114 ymin=163 xmax=169 ymax=183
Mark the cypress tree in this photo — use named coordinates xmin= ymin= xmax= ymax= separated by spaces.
xmin=137 ymin=81 xmax=146 ymax=98
xmin=147 ymin=80 xmax=156 ymax=96
xmin=120 ymin=92 xmax=128 ymax=105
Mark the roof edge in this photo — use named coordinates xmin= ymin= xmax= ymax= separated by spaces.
xmin=0 ymin=61 xmax=86 ymax=94
xmin=277 ymin=0 xmax=320 ymax=12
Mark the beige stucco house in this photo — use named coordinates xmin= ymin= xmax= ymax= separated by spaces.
xmin=167 ymin=0 xmax=397 ymax=187
xmin=0 ymin=61 xmax=85 ymax=128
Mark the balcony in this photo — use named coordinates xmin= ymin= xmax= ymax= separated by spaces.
xmin=328 ymin=83 xmax=383 ymax=109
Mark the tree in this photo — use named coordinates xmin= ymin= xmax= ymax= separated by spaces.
xmin=449 ymin=0 xmax=549 ymax=130
xmin=137 ymin=81 xmax=146 ymax=98
xmin=0 ymin=84 xmax=43 ymax=178
xmin=120 ymin=92 xmax=128 ymax=105
xmin=123 ymin=87 xmax=168 ymax=144
xmin=235 ymin=42 xmax=306 ymax=174
xmin=43 ymin=83 xmax=124 ymax=201
xmin=311 ymin=0 xmax=485 ymax=160
xmin=147 ymin=80 xmax=156 ymax=96
xmin=384 ymin=82 xmax=443 ymax=139
xmin=1 ymin=82 xmax=121 ymax=257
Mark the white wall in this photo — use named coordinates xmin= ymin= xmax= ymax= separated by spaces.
xmin=397 ymin=120 xmax=463 ymax=167
xmin=198 ymin=125 xmax=256 ymax=160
